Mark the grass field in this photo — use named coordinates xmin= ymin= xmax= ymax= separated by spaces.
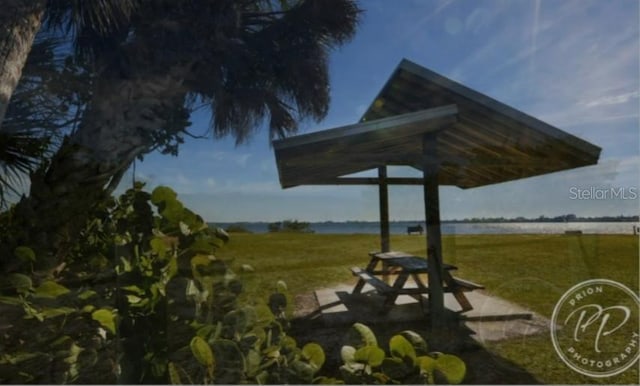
xmin=217 ymin=232 xmax=639 ymax=384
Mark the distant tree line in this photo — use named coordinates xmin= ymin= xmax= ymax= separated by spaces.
xmin=442 ymin=214 xmax=639 ymax=223
xmin=268 ymin=220 xmax=314 ymax=233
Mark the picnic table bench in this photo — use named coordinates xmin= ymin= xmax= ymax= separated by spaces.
xmin=351 ymin=251 xmax=484 ymax=313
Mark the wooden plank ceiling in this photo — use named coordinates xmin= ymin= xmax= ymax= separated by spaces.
xmin=273 ymin=59 xmax=601 ymax=189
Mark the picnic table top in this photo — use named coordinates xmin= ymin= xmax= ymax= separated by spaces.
xmin=368 ymin=251 xmax=457 ymax=271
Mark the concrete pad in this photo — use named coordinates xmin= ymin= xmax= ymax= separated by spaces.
xmin=314 ymin=284 xmax=551 ymax=342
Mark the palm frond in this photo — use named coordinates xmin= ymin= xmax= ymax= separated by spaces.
xmin=0 ymin=129 xmax=49 ymax=208
xmin=44 ymin=0 xmax=138 ymax=61
xmin=181 ymin=0 xmax=361 ymax=143
xmin=45 ymin=0 xmax=137 ymax=35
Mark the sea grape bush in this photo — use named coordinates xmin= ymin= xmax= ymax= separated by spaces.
xmin=0 ymin=183 xmax=233 ymax=383
xmin=0 ymin=184 xmax=329 ymax=383
xmin=0 ymin=184 xmax=467 ymax=384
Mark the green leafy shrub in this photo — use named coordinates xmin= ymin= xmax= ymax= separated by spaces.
xmin=338 ymin=323 xmax=466 ymax=384
xmin=0 ymin=183 xmax=230 ymax=383
xmin=0 ymin=184 xmax=328 ymax=384
xmin=171 ymin=251 xmax=322 ymax=384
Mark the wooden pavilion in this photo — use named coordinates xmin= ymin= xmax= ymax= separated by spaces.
xmin=272 ymin=59 xmax=601 ymax=328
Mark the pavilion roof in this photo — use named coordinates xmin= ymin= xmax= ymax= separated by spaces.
xmin=273 ymin=59 xmax=601 ymax=189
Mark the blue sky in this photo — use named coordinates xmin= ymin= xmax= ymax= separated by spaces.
xmin=119 ymin=0 xmax=639 ymax=222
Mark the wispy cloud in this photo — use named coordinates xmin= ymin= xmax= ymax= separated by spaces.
xmin=196 ymin=150 xmax=252 ymax=167
xmin=579 ymin=91 xmax=640 ymax=108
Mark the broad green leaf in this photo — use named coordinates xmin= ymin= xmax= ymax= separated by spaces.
xmin=245 ymin=349 xmax=261 ymax=376
xmin=6 ymin=273 xmax=32 ymax=293
xmin=118 ymin=256 xmax=132 ymax=272
xmin=82 ymin=305 xmax=96 ymax=313
xmin=51 ymin=335 xmax=72 ymax=347
xmin=121 ymin=285 xmax=145 ymax=295
xmin=190 ymin=336 xmax=215 ymax=367
xmin=126 ymin=295 xmax=142 ymax=304
xmin=354 ymin=346 xmax=385 ymax=367
xmin=349 ymin=323 xmax=378 ymax=348
xmin=400 ymin=330 xmax=429 ymax=355
xmin=164 ymin=256 xmax=178 ymax=279
xmin=64 ymin=343 xmax=83 ymax=380
xmin=0 ymin=351 xmax=42 ymax=365
xmin=281 ymin=335 xmax=297 ymax=351
xmin=256 ymin=371 xmax=269 ymax=384
xmin=41 ymin=307 xmax=76 ymax=319
xmin=160 ymin=200 xmax=185 ymax=223
xmin=191 ymin=254 xmax=215 ymax=269
xmin=23 ymin=303 xmax=44 ymax=321
xmin=302 ymin=343 xmax=325 ymax=370
xmin=417 ymin=355 xmax=436 ymax=373
xmin=290 ymin=360 xmax=316 ymax=381
xmin=150 ymin=237 xmax=167 ymax=258
xmin=276 ymin=280 xmax=288 ymax=292
xmin=168 ymin=362 xmax=182 ymax=385
xmin=150 ymin=186 xmax=177 ymax=204
xmin=179 ymin=221 xmax=191 ymax=235
xmin=254 ymin=303 xmax=275 ymax=325
xmin=91 ymin=309 xmax=116 ymax=334
xmin=188 ymin=238 xmax=216 ymax=254
xmin=389 ymin=335 xmax=416 ymax=362
xmin=223 ymin=308 xmax=250 ymax=336
xmin=341 ymin=346 xmax=356 ymax=364
xmin=14 ymin=246 xmax=36 ymax=262
xmin=33 ymin=281 xmax=69 ymax=299
xmin=114 ymin=233 xmax=131 ymax=246
xmin=77 ymin=290 xmax=97 ymax=300
xmin=434 ymin=354 xmax=466 ymax=384
xmin=0 ymin=295 xmax=23 ymax=305
xmin=196 ymin=325 xmax=217 ymax=341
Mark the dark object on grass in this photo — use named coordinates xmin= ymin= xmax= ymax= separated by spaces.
xmin=407 ymin=225 xmax=423 ymax=235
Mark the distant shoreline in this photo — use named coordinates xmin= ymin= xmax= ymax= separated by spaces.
xmin=212 ymin=217 xmax=639 ymax=225
xmin=210 ymin=221 xmax=640 ymax=235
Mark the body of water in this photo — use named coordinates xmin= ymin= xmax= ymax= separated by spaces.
xmin=215 ymin=221 xmax=639 ymax=235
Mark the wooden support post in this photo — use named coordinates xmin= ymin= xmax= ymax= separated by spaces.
xmin=378 ymin=166 xmax=390 ymax=253
xmin=422 ymin=133 xmax=445 ymax=329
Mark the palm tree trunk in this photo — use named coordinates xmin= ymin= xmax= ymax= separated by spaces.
xmin=10 ymin=71 xmax=187 ymax=270
xmin=0 ymin=0 xmax=46 ymax=128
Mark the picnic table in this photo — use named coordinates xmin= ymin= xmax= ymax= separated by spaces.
xmin=351 ymin=251 xmax=484 ymax=313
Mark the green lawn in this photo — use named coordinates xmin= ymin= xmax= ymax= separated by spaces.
xmin=217 ymin=233 xmax=639 ymax=384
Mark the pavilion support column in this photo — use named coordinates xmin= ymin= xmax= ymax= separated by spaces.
xmin=422 ymin=133 xmax=445 ymax=330
xmin=378 ymin=166 xmax=390 ymax=253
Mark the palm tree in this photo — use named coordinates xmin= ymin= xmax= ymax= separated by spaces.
xmin=0 ymin=0 xmax=47 ymax=129
xmin=0 ymin=0 xmax=137 ymax=130
xmin=6 ymin=0 xmax=361 ymax=271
